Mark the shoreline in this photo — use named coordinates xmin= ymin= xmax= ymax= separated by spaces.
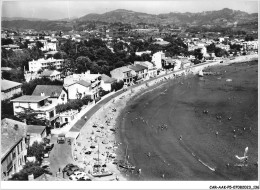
xmin=72 ymin=55 xmax=258 ymax=181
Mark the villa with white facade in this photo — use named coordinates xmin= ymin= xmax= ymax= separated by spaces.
xmin=28 ymin=58 xmax=64 ymax=72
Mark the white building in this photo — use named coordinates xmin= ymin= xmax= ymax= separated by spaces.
xmin=32 ymin=85 xmax=68 ymax=105
xmin=173 ymin=59 xmax=182 ymax=71
xmin=216 ymin=44 xmax=230 ymax=51
xmin=243 ymin=40 xmax=258 ymax=51
xmin=11 ymin=95 xmax=58 ymax=126
xmin=39 ymin=70 xmax=61 ymax=81
xmin=28 ymin=58 xmax=64 ymax=72
xmin=151 ymin=51 xmax=165 ymax=69
xmin=1 ymin=80 xmax=22 ymax=100
xmin=135 ymin=50 xmax=151 ymax=56
xmin=38 ymin=40 xmax=57 ymax=51
xmin=64 ymin=71 xmax=102 ymax=100
xmin=59 ymin=109 xmax=79 ymax=124
xmin=134 ymin=61 xmax=157 ymax=79
xmin=65 ymin=80 xmax=92 ymax=100
xmin=100 ymin=74 xmax=117 ymax=91
xmin=110 ymin=66 xmax=136 ymax=85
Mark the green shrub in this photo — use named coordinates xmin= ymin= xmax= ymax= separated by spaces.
xmin=111 ymin=80 xmax=124 ymax=91
xmin=56 ymin=96 xmax=92 ymax=114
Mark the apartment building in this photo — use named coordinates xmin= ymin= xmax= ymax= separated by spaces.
xmin=28 ymin=58 xmax=64 ymax=72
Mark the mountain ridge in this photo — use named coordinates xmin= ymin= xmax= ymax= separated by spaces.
xmin=76 ymin=8 xmax=258 ymax=25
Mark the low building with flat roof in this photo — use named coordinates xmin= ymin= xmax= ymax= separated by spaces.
xmin=1 ymin=79 xmax=22 ymax=100
xmin=11 ymin=95 xmax=58 ymax=126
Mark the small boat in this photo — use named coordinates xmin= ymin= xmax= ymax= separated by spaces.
xmin=118 ymin=163 xmax=136 ymax=170
xmin=92 ymin=170 xmax=113 ymax=177
xmin=118 ymin=145 xmax=136 ymax=170
xmin=92 ymin=144 xmax=113 ymax=178
xmin=198 ymin=70 xmax=204 ymax=77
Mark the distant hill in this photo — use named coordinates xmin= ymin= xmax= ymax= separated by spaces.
xmin=2 ymin=17 xmax=49 ymax=21
xmin=1 ymin=20 xmax=73 ymax=31
xmin=77 ymin=8 xmax=258 ymax=26
xmin=1 ymin=8 xmax=258 ymax=31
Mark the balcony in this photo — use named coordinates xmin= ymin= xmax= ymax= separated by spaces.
xmin=35 ymin=102 xmax=56 ymax=112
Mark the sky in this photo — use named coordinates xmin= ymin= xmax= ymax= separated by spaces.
xmin=1 ymin=0 xmax=258 ymax=20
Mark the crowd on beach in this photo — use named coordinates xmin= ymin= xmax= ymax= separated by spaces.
xmin=70 ymin=55 xmax=258 ymax=180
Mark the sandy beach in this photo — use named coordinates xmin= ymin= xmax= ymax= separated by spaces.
xmin=72 ymin=55 xmax=258 ymax=181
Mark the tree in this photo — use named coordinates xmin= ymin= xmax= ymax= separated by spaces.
xmin=27 ymin=142 xmax=46 ymax=163
xmin=1 ymin=38 xmax=14 ymax=45
xmin=9 ymin=162 xmax=52 ymax=181
xmin=16 ymin=107 xmax=49 ymax=127
xmin=206 ymin=43 xmax=216 ymax=53
xmin=214 ymin=47 xmax=229 ymax=57
xmin=111 ymin=80 xmax=124 ymax=91
xmin=53 ymin=51 xmax=67 ymax=59
xmin=21 ymin=78 xmax=63 ymax=95
xmin=1 ymin=69 xmax=24 ymax=83
xmin=36 ymin=41 xmax=44 ymax=49
xmin=193 ymin=49 xmax=203 ymax=60
xmin=75 ymin=56 xmax=92 ymax=73
xmin=245 ymin=35 xmax=254 ymax=41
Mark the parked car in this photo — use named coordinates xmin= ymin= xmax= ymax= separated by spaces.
xmin=46 ymin=143 xmax=54 ymax=151
xmin=62 ymin=163 xmax=80 ymax=176
xmin=69 ymin=171 xmax=89 ymax=181
xmin=77 ymin=177 xmax=92 ymax=181
xmin=43 ymin=152 xmax=49 ymax=158
xmin=62 ymin=163 xmax=74 ymax=173
xmin=43 ymin=137 xmax=51 ymax=144
xmin=57 ymin=134 xmax=66 ymax=144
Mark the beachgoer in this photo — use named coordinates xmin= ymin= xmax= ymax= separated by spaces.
xmin=179 ymin=135 xmax=182 ymax=141
xmin=215 ymin=131 xmax=219 ymax=137
xmin=226 ymin=163 xmax=230 ymax=168
xmin=162 ymin=174 xmax=165 ymax=178
xmin=138 ymin=169 xmax=142 ymax=174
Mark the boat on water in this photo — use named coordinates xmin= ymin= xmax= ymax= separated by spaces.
xmin=118 ymin=144 xmax=136 ymax=170
xmin=198 ymin=70 xmax=204 ymax=77
xmin=118 ymin=163 xmax=136 ymax=170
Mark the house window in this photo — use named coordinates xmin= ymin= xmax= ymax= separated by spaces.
xmin=39 ymin=100 xmax=44 ymax=106
xmin=12 ymin=151 xmax=16 ymax=159
xmin=49 ymin=111 xmax=54 ymax=118
xmin=20 ymin=142 xmax=23 ymax=151
xmin=65 ymin=118 xmax=68 ymax=122
xmin=17 ymin=145 xmax=20 ymax=155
